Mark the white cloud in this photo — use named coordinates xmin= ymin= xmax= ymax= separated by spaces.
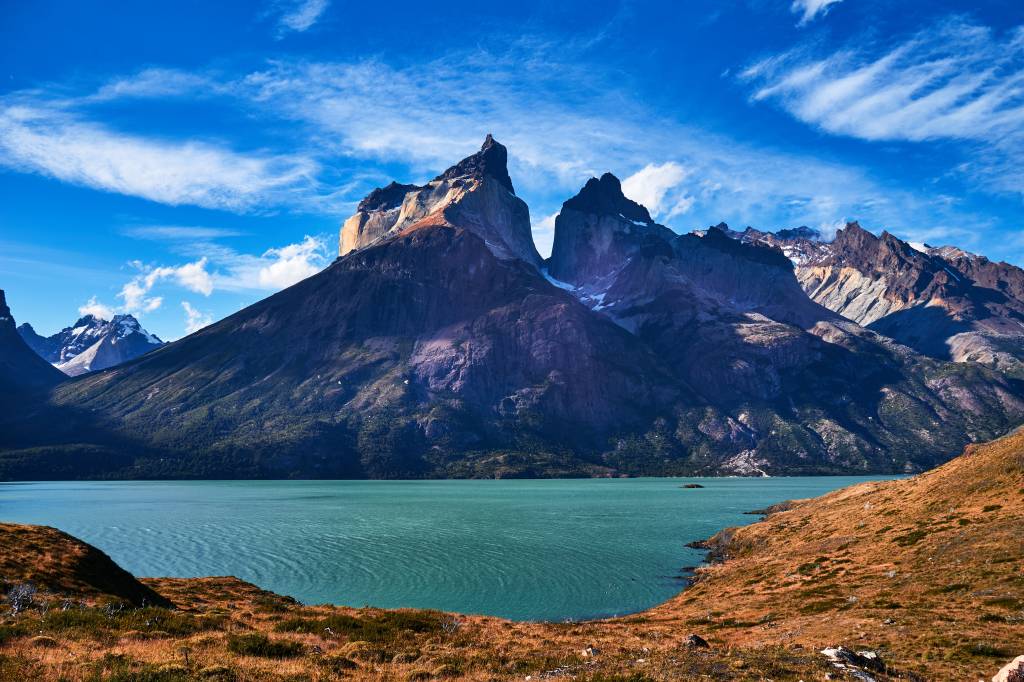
xmin=118 ymin=258 xmax=212 ymax=314
xmin=90 ymin=68 xmax=218 ymax=102
xmin=257 ymin=235 xmax=327 ymax=288
xmin=791 ymin=0 xmax=844 ymax=26
xmin=3 ymin=38 xmax=1015 ymax=261
xmin=741 ymin=20 xmax=1024 ymax=194
xmin=123 ymin=225 xmax=246 ymax=240
xmin=78 ymin=296 xmax=115 ymax=321
xmin=181 ymin=301 xmax=214 ymax=334
xmin=621 ymin=162 xmax=689 ymax=216
xmin=274 ymin=0 xmax=329 ymax=35
xmin=0 ymin=103 xmax=317 ymax=211
xmin=148 ymin=259 xmax=215 ymax=296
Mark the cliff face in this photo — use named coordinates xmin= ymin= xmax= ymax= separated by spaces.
xmin=339 ymin=135 xmax=542 ymax=268
xmin=0 ymin=290 xmax=65 ymax=395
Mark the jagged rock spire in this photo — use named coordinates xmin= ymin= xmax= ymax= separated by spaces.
xmin=435 ymin=134 xmax=516 ymax=194
xmin=562 ymin=173 xmax=652 ymax=224
xmin=0 ymin=289 xmax=13 ymax=330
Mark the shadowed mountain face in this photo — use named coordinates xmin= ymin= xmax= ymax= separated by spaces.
xmin=740 ymin=223 xmax=1024 ymax=376
xmin=3 ymin=140 xmax=1024 ymax=479
xmin=19 ymin=314 xmax=164 ymax=376
xmin=0 ymin=290 xmax=65 ymax=396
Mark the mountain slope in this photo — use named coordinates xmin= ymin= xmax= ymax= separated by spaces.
xmin=19 ymin=314 xmax=164 ymax=376
xmin=0 ymin=290 xmax=65 ymax=399
xmin=658 ymin=427 xmax=1024 ymax=680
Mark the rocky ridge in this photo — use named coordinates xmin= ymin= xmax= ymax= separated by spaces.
xmin=738 ymin=222 xmax=1024 ymax=375
xmin=19 ymin=314 xmax=164 ymax=376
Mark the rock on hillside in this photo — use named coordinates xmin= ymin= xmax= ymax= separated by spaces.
xmin=0 ymin=523 xmax=170 ymax=607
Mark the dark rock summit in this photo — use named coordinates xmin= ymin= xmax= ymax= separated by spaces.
xmin=435 ymin=133 xmax=515 ymax=193
xmin=357 ymin=181 xmax=422 ymax=212
xmin=547 ymin=172 xmax=675 ymax=286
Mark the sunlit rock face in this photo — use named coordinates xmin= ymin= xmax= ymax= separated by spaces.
xmin=339 ymin=135 xmax=542 ymax=269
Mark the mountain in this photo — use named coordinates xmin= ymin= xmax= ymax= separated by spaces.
xmin=0 ymin=289 xmax=65 ymax=396
xmin=2 ymin=139 xmax=1023 ymax=479
xmin=18 ymin=138 xmax=683 ymax=479
xmin=740 ymin=222 xmax=1024 ymax=377
xmin=18 ymin=314 xmax=165 ymax=376
xmin=546 ymin=178 xmax=1024 ymax=475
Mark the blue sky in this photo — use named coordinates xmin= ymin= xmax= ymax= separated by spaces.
xmin=1 ymin=0 xmax=1022 ymax=340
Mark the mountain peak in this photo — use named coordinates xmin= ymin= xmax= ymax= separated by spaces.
xmin=434 ymin=134 xmax=515 ymax=194
xmin=358 ymin=181 xmax=422 ymax=213
xmin=562 ymin=172 xmax=653 ymax=224
xmin=72 ymin=314 xmax=102 ymax=328
xmin=0 ymin=289 xmax=12 ymax=329
xmin=775 ymin=225 xmax=820 ymax=241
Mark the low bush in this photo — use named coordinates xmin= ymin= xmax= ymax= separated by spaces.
xmin=226 ymin=632 xmax=303 ymax=658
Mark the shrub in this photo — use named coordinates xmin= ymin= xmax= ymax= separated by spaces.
xmin=227 ymin=632 xmax=303 ymax=658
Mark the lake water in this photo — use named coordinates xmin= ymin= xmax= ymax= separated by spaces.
xmin=0 ymin=477 xmax=893 ymax=621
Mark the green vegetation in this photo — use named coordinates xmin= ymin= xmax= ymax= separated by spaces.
xmin=226 ymin=633 xmax=303 ymax=658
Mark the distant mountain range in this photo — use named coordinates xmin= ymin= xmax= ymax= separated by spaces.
xmin=18 ymin=314 xmax=164 ymax=376
xmin=730 ymin=223 xmax=1024 ymax=376
xmin=2 ymin=136 xmax=1023 ymax=479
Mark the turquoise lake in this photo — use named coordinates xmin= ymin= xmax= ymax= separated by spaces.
xmin=0 ymin=477 xmax=894 ymax=621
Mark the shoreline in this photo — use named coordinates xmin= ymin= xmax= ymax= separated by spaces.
xmin=1 ymin=431 xmax=1021 ymax=679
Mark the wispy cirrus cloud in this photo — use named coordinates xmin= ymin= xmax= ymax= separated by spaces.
xmin=741 ymin=19 xmax=1024 ymax=194
xmin=790 ymin=0 xmax=844 ymax=26
xmin=271 ymin=0 xmax=330 ymax=36
xmin=229 ymin=50 xmax=947 ymax=241
xmin=122 ymin=225 xmax=247 ymax=240
xmin=0 ymin=100 xmax=318 ymax=212
xmin=2 ymin=36 xmax=1015 ymax=259
xmin=181 ymin=300 xmax=214 ymax=333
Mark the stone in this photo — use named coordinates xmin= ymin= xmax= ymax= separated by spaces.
xmin=684 ymin=634 xmax=710 ymax=648
xmin=993 ymin=655 xmax=1024 ymax=682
